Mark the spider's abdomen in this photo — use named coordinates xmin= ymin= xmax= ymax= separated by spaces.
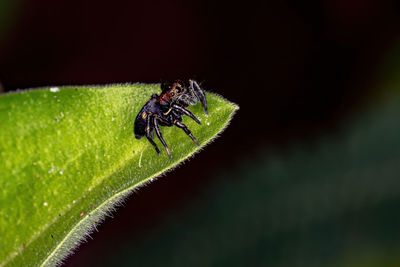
xmin=134 ymin=107 xmax=147 ymax=139
xmin=134 ymin=97 xmax=163 ymax=139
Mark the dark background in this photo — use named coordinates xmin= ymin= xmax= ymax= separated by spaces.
xmin=2 ymin=0 xmax=400 ymax=266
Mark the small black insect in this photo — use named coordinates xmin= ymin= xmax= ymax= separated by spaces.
xmin=134 ymin=80 xmax=208 ymax=158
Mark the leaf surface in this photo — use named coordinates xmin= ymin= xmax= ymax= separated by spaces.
xmin=0 ymin=84 xmax=238 ymax=266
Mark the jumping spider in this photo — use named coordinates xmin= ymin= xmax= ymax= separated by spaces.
xmin=134 ymin=80 xmax=208 ymax=158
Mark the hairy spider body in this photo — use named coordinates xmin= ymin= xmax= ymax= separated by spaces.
xmin=134 ymin=80 xmax=208 ymax=158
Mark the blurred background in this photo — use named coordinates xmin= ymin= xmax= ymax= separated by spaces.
xmin=1 ymin=0 xmax=400 ymax=266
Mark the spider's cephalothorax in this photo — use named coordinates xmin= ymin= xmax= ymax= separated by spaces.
xmin=134 ymin=80 xmax=208 ymax=158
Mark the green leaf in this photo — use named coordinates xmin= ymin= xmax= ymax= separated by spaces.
xmin=0 ymin=84 xmax=238 ymax=266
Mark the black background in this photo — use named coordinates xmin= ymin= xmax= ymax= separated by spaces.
xmin=1 ymin=0 xmax=400 ymax=266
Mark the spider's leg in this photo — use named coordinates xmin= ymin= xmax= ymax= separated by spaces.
xmin=146 ymin=113 xmax=154 ymax=139
xmin=189 ymin=80 xmax=208 ymax=115
xmin=174 ymin=120 xmax=200 ymax=146
xmin=172 ymin=104 xmax=201 ymax=125
xmin=145 ymin=115 xmax=159 ymax=154
xmin=153 ymin=116 xmax=172 ymax=158
xmin=156 ymin=115 xmax=173 ymax=126
xmin=146 ymin=136 xmax=160 ymax=155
